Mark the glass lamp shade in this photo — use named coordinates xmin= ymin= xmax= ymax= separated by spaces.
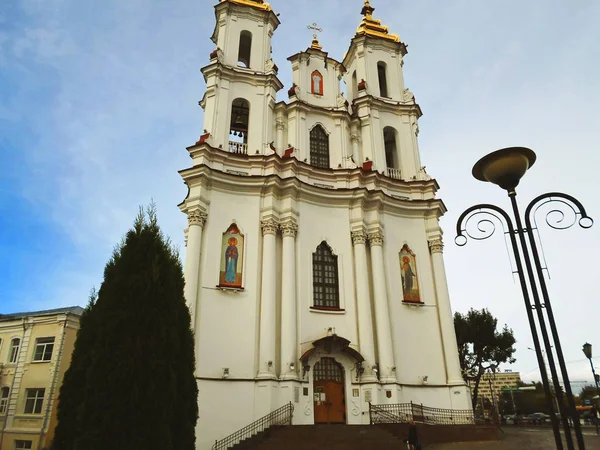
xmin=472 ymin=147 xmax=537 ymax=192
xmin=583 ymin=342 xmax=593 ymax=359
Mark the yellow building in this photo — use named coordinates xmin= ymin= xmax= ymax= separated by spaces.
xmin=476 ymin=370 xmax=522 ymax=403
xmin=0 ymin=307 xmax=83 ymax=450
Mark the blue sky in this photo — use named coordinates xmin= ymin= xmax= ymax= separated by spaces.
xmin=1 ymin=0 xmax=599 ymax=383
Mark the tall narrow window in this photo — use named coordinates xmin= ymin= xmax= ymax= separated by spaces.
xmin=352 ymin=71 xmax=358 ymax=100
xmin=229 ymin=98 xmax=250 ymax=154
xmin=311 ymin=70 xmax=323 ymax=95
xmin=312 ymin=241 xmax=340 ymax=309
xmin=24 ymin=388 xmax=45 ymax=414
xmin=377 ymin=62 xmax=388 ymax=98
xmin=309 ymin=125 xmax=330 ymax=169
xmin=237 ymin=31 xmax=252 ymax=68
xmin=383 ymin=127 xmax=397 ymax=168
xmin=9 ymin=338 xmax=20 ymax=363
xmin=0 ymin=387 xmax=9 ymax=414
xmin=14 ymin=441 xmax=32 ymax=450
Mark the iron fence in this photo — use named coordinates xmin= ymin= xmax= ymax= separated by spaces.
xmin=212 ymin=402 xmax=294 ymax=450
xmin=370 ymin=402 xmax=475 ymax=426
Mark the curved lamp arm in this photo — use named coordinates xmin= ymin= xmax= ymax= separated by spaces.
xmin=455 ymin=203 xmax=516 ymax=247
xmin=525 ymin=192 xmax=593 ymax=233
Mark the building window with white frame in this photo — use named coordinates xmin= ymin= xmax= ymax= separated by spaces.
xmin=14 ymin=440 xmax=33 ymax=450
xmin=9 ymin=338 xmax=20 ymax=364
xmin=24 ymin=388 xmax=45 ymax=414
xmin=32 ymin=337 xmax=55 ymax=362
xmin=0 ymin=387 xmax=9 ymax=414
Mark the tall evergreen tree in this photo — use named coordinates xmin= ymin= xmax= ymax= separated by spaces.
xmin=52 ymin=206 xmax=198 ymax=450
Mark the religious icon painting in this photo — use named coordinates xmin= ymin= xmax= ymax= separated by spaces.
xmin=399 ymin=244 xmax=421 ymax=303
xmin=311 ymin=70 xmax=324 ymax=96
xmin=219 ymin=223 xmax=244 ymax=288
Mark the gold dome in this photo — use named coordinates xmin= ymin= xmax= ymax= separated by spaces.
xmin=220 ymin=0 xmax=272 ymax=12
xmin=356 ymin=0 xmax=400 ymax=43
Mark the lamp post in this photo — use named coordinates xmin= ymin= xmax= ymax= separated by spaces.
xmin=456 ymin=147 xmax=593 ymax=450
xmin=582 ymin=343 xmax=600 ymax=435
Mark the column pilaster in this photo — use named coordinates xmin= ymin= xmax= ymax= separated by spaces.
xmin=351 ymin=229 xmax=377 ymax=382
xmin=257 ymin=218 xmax=279 ymax=379
xmin=184 ymin=209 xmax=207 ymax=330
xmin=280 ymin=219 xmax=299 ymax=380
xmin=276 ymin=119 xmax=285 ymax=154
xmin=429 ymin=238 xmax=464 ymax=385
xmin=368 ymin=230 xmax=396 ymax=382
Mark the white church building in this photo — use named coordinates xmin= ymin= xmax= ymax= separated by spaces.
xmin=178 ymin=0 xmax=470 ymax=448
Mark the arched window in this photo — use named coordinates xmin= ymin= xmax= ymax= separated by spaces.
xmin=237 ymin=31 xmax=252 ymax=68
xmin=384 ymin=127 xmax=397 ymax=168
xmin=311 ymin=70 xmax=324 ymax=95
xmin=352 ymin=71 xmax=358 ymax=100
xmin=0 ymin=387 xmax=9 ymax=414
xmin=229 ymin=98 xmax=250 ymax=153
xmin=312 ymin=241 xmax=339 ymax=309
xmin=310 ymin=125 xmax=330 ymax=169
xmin=377 ymin=62 xmax=388 ymax=98
xmin=9 ymin=338 xmax=20 ymax=363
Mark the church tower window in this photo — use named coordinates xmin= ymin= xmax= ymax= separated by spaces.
xmin=351 ymin=71 xmax=358 ymax=100
xmin=311 ymin=70 xmax=324 ymax=95
xmin=237 ymin=31 xmax=252 ymax=68
xmin=229 ymin=98 xmax=250 ymax=154
xmin=377 ymin=62 xmax=388 ymax=98
xmin=312 ymin=241 xmax=340 ymax=309
xmin=309 ymin=125 xmax=330 ymax=169
xmin=384 ymin=126 xmax=400 ymax=179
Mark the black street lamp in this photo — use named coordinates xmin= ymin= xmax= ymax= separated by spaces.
xmin=582 ymin=343 xmax=600 ymax=436
xmin=582 ymin=343 xmax=600 ymax=395
xmin=456 ymin=147 xmax=593 ymax=450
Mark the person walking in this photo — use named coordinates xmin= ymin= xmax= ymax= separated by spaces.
xmin=407 ymin=420 xmax=420 ymax=450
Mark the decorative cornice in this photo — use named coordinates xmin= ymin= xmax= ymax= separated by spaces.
xmin=351 ymin=230 xmax=367 ymax=245
xmin=280 ymin=220 xmax=299 ymax=238
xmin=188 ymin=210 xmax=207 ymax=227
xmin=428 ymin=238 xmax=444 ymax=254
xmin=368 ymin=231 xmax=384 ymax=246
xmin=261 ymin=219 xmax=279 ymax=236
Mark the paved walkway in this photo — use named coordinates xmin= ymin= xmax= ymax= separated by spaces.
xmin=427 ymin=427 xmax=600 ymax=449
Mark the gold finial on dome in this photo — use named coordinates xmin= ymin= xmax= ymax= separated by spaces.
xmin=307 ymin=22 xmax=324 ymax=51
xmin=356 ymin=0 xmax=400 ymax=43
xmin=220 ymin=0 xmax=272 ymax=12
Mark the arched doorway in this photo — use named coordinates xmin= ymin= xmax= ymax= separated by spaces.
xmin=313 ymin=357 xmax=346 ymax=424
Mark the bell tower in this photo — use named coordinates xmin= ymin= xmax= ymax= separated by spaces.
xmin=343 ymin=0 xmax=424 ymax=181
xmin=200 ymin=0 xmax=283 ymax=156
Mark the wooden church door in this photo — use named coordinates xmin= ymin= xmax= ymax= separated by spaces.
xmin=313 ymin=357 xmax=346 ymax=424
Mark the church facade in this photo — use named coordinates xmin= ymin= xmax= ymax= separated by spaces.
xmin=179 ymin=0 xmax=470 ymax=448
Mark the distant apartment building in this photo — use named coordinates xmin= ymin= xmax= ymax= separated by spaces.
xmin=475 ymin=370 xmax=522 ymax=403
xmin=0 ymin=307 xmax=83 ymax=450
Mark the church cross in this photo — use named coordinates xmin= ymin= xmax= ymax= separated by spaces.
xmin=307 ymin=22 xmax=323 ymax=40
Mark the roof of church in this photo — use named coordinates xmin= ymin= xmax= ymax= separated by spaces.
xmin=219 ymin=0 xmax=272 ymax=12
xmin=0 ymin=306 xmax=85 ymax=321
xmin=356 ymin=0 xmax=400 ymax=43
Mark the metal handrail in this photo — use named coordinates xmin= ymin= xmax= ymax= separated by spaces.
xmin=370 ymin=402 xmax=475 ymax=426
xmin=212 ymin=402 xmax=294 ymax=450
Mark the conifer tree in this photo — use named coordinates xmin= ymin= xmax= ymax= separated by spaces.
xmin=52 ymin=206 xmax=198 ymax=450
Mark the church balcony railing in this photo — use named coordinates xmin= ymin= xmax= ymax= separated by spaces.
xmin=386 ymin=167 xmax=402 ymax=180
xmin=229 ymin=141 xmax=248 ymax=155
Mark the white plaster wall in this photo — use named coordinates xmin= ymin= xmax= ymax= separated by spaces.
xmin=203 ymin=75 xmax=277 ymax=155
xmin=213 ymin=7 xmax=274 ymax=72
xmin=382 ymin=213 xmax=448 ymax=386
xmin=195 ymin=190 xmax=263 ymax=380
xmin=296 ymin=202 xmax=358 ymax=349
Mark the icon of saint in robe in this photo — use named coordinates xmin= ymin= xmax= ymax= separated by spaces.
xmin=225 ymin=237 xmax=239 ymax=283
xmin=401 ymin=256 xmax=415 ymax=296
